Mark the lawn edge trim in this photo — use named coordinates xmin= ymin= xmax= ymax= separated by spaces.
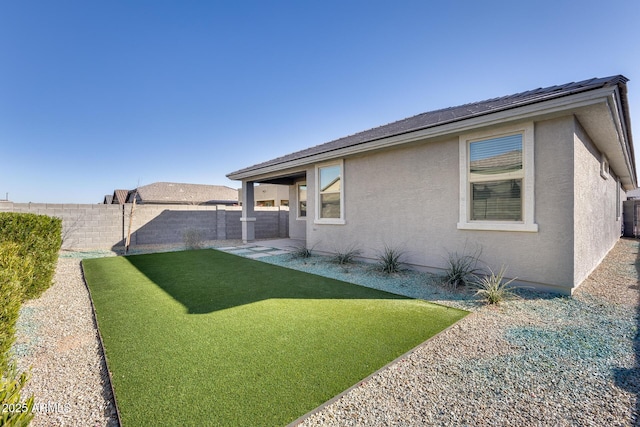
xmin=287 ymin=310 xmax=474 ymax=427
xmin=80 ymin=260 xmax=123 ymax=427
xmin=238 ymin=250 xmax=472 ymax=311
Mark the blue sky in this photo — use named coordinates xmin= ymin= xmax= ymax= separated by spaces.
xmin=1 ymin=0 xmax=639 ymax=203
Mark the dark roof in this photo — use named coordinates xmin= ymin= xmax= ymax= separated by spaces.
xmin=103 ymin=195 xmax=113 ymax=204
xmin=228 ymin=75 xmax=629 ymax=177
xmin=112 ymin=189 xmax=130 ymax=204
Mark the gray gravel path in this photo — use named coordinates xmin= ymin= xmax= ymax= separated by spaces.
xmin=12 ymin=238 xmax=639 ymax=426
xmin=14 ymin=256 xmax=118 ymax=426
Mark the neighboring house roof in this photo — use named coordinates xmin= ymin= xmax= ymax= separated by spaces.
xmin=133 ymin=182 xmax=238 ymax=205
xmin=470 ymin=150 xmax=522 ymax=175
xmin=103 ymin=195 xmax=113 ymax=204
xmin=112 ymin=189 xmax=130 ymax=205
xmin=227 ymin=75 xmax=636 ymax=189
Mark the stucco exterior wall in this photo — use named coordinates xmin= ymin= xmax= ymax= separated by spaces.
xmin=302 ymin=117 xmax=580 ymax=293
xmin=288 ymin=181 xmax=307 ymax=241
xmin=573 ymin=119 xmax=623 ymax=286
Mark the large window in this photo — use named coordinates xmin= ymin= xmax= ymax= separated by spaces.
xmin=469 ymin=134 xmax=523 ymax=221
xmin=458 ymin=123 xmax=537 ymax=232
xmin=315 ymin=161 xmax=345 ymax=224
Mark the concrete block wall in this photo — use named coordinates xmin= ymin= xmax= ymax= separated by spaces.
xmin=255 ymin=208 xmax=281 ymax=239
xmin=0 ymin=202 xmax=289 ymax=250
xmin=225 ymin=209 xmax=243 ymax=239
xmin=0 ymin=203 xmax=124 ymax=249
xmin=125 ymin=204 xmax=220 ymax=247
xmin=279 ymin=208 xmax=288 ymax=238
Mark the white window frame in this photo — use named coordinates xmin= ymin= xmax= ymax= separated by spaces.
xmin=458 ymin=122 xmax=538 ymax=232
xmin=315 ymin=160 xmax=345 ymax=225
xmin=296 ymin=182 xmax=307 ymax=220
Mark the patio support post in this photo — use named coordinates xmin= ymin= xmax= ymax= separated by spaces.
xmin=241 ymin=180 xmax=256 ymax=243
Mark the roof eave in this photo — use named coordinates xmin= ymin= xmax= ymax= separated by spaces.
xmin=227 ymin=86 xmax=623 ymax=182
xmin=615 ymin=82 xmax=637 ymax=188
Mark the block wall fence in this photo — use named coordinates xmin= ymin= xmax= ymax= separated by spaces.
xmin=0 ymin=202 xmax=289 ymax=250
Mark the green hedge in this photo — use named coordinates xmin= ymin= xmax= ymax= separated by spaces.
xmin=0 ymin=246 xmax=35 ymax=425
xmin=0 ymin=213 xmax=57 ymax=425
xmin=0 ymin=212 xmax=62 ymax=300
xmin=0 ymin=243 xmax=33 ymax=373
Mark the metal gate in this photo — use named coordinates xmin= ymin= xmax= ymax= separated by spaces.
xmin=623 ymin=200 xmax=640 ymax=237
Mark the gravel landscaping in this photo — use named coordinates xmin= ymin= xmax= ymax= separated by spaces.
xmin=13 ymin=238 xmax=640 ymax=426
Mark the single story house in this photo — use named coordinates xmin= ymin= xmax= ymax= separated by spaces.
xmin=126 ymin=182 xmax=238 ymax=205
xmin=227 ymin=76 xmax=636 ymax=295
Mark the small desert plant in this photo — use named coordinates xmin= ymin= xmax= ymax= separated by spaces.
xmin=376 ymin=245 xmax=406 ymax=274
xmin=472 ymin=266 xmax=518 ymax=305
xmin=290 ymin=243 xmax=314 ymax=259
xmin=183 ymin=229 xmax=204 ymax=250
xmin=331 ymin=244 xmax=361 ymax=265
xmin=442 ymin=247 xmax=483 ymax=289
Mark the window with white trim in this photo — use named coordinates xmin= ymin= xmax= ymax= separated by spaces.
xmin=315 ymin=161 xmax=345 ymax=224
xmin=458 ymin=123 xmax=538 ymax=232
xmin=297 ymin=183 xmax=307 ymax=218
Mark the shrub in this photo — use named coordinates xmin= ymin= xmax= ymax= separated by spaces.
xmin=290 ymin=244 xmax=313 ymax=259
xmin=0 ymin=244 xmax=35 ymax=427
xmin=0 ymin=243 xmax=33 ymax=373
xmin=0 ymin=213 xmax=62 ymax=299
xmin=376 ymin=245 xmax=406 ymax=274
xmin=0 ymin=363 xmax=34 ymax=427
xmin=331 ymin=244 xmax=361 ymax=265
xmin=442 ymin=247 xmax=483 ymax=289
xmin=183 ymin=229 xmax=204 ymax=250
xmin=472 ymin=266 xmax=518 ymax=305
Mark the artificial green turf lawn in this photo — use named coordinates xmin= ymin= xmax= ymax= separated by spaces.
xmin=83 ymin=249 xmax=468 ymax=426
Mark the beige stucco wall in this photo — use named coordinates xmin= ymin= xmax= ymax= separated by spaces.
xmin=573 ymin=119 xmax=623 ymax=286
xmin=289 ymin=180 xmax=307 ymax=240
xmin=298 ymin=116 xmax=588 ymax=293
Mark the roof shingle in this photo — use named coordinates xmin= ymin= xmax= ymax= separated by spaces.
xmin=134 ymin=182 xmax=238 ymax=205
xmin=228 ymin=75 xmax=628 ymax=177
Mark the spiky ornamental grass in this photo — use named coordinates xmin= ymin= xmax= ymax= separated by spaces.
xmin=289 ymin=243 xmax=314 ymax=259
xmin=442 ymin=247 xmax=484 ymax=289
xmin=331 ymin=244 xmax=361 ymax=265
xmin=376 ymin=245 xmax=406 ymax=274
xmin=472 ymin=266 xmax=518 ymax=305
